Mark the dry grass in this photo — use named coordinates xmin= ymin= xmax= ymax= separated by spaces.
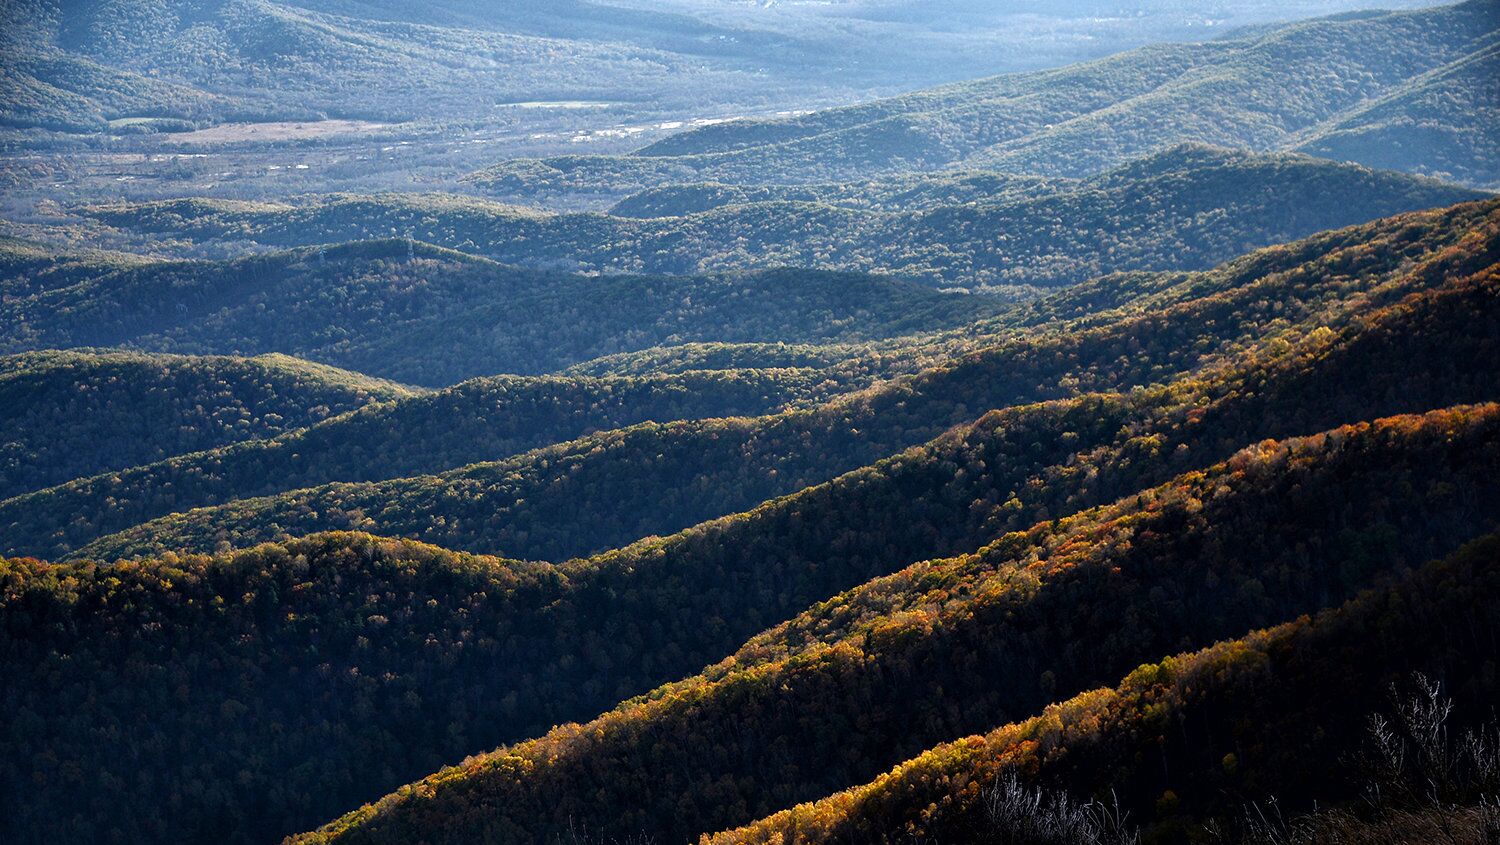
xmin=1233 ymin=803 xmax=1499 ymax=845
xmin=163 ymin=119 xmax=395 ymax=145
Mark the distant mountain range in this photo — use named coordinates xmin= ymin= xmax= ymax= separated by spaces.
xmin=5 ymin=198 xmax=1493 ymax=563
xmin=0 ymin=235 xmax=1013 ymax=385
xmin=471 ymin=0 xmax=1499 ymax=196
xmin=0 ymin=0 xmax=817 ymax=131
xmin=5 ymin=0 xmax=1445 ymax=133
xmin=78 ymin=145 xmax=1489 ymax=292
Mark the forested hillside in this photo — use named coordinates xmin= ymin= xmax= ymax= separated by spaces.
xmin=8 ymin=399 xmax=1499 ymax=844
xmin=48 ymin=199 xmax=1497 ymax=564
xmin=3 ymin=201 xmax=1495 ymax=845
xmin=263 ymin=404 xmax=1500 ymax=844
xmin=0 ymin=0 xmax=821 ymax=131
xmin=0 ymin=368 xmax=826 ymax=560
xmin=605 ymin=171 xmax=1067 ymax=217
xmin=0 ymin=188 xmax=1491 ymax=845
xmin=1297 ymin=37 xmax=1500 ymax=186
xmin=470 ymin=0 xmax=1499 ymax=199
xmin=0 ymin=349 xmax=413 ymax=500
xmin=4 ymin=5 xmax=1498 ymax=845
xmin=0 ymin=239 xmax=999 ymax=385
xmin=706 ymin=533 xmax=1500 ymax=844
xmin=81 ymin=146 xmax=1487 ymax=290
xmin=17 ymin=399 xmax=1482 ymax=845
xmin=6 ymin=0 xmax=1416 ymax=134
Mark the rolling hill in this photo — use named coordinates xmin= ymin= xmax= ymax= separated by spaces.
xmin=703 ymin=532 xmax=1500 ymax=844
xmin=0 ymin=349 xmax=413 ymax=500
xmin=0 ymin=368 xmax=827 ymax=561
xmin=468 ymin=0 xmax=1500 ymax=199
xmin=1296 ymin=37 xmax=1500 ymax=186
xmin=16 ymin=200 xmax=1488 ymax=817
xmin=0 ymin=0 xmax=821 ymax=131
xmin=4 ymin=0 xmax=1430 ymax=134
xmin=9 ymin=260 xmax=1500 ymax=840
xmin=6 ymin=5 xmax=1499 ymax=845
xmin=282 ymin=404 xmax=1500 ymax=843
xmin=0 ymin=239 xmax=1002 ymax=385
xmin=1 ymin=180 xmax=1496 ymax=845
xmin=48 ymin=198 xmax=1497 ymax=565
xmin=605 ymin=170 xmax=1071 ymax=218
xmin=10 ymin=396 xmax=1487 ymax=845
xmin=79 ymin=145 xmax=1489 ymax=291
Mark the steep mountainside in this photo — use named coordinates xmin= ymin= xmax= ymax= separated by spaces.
xmin=705 ymin=533 xmax=1500 ymax=844
xmin=1296 ymin=37 xmax=1500 ymax=186
xmin=0 ymin=239 xmax=1001 ymax=385
xmin=79 ymin=146 xmax=1489 ymax=290
xmin=6 ymin=6 xmax=1498 ymax=845
xmin=53 ymin=199 xmax=1498 ymax=565
xmin=0 ymin=349 xmax=412 ymax=499
xmin=2 ymin=190 xmax=1496 ymax=845
xmin=281 ymin=403 xmax=1500 ymax=845
xmin=469 ymin=1 xmax=1499 ymax=198
xmin=0 ymin=368 xmax=825 ymax=560
xmin=7 ymin=390 xmax=1498 ymax=845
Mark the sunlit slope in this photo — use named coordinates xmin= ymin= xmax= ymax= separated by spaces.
xmin=62 ymin=200 xmax=1499 ymax=564
xmin=5 ymin=206 xmax=1497 ymax=845
xmin=287 ymin=403 xmax=1500 ymax=844
xmin=705 ymin=532 xmax=1500 ymax=843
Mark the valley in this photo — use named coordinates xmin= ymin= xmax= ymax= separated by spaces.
xmin=0 ymin=3 xmax=1496 ymax=845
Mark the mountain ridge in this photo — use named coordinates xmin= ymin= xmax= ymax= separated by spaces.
xmin=469 ymin=1 xmax=1500 ymax=197
xmin=53 ymin=199 xmax=1497 ymax=564
xmin=73 ymin=145 xmax=1490 ymax=292
xmin=0 ymin=239 xmax=1001 ymax=385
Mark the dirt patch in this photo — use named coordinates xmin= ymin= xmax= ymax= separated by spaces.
xmin=163 ymin=120 xmax=395 ymax=145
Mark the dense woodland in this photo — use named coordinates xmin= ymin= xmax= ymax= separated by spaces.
xmin=25 ymin=200 xmax=1493 ymax=563
xmin=8 ymin=402 xmax=1498 ymax=844
xmin=3 ymin=4 xmax=1499 ymax=845
xmin=0 ymin=367 xmax=827 ymax=559
xmin=6 ymin=0 xmax=1426 ymax=138
xmin=284 ymin=405 xmax=1500 ymax=845
xmin=1 ymin=196 xmax=1497 ymax=845
xmin=73 ymin=146 xmax=1486 ymax=290
xmin=705 ymin=533 xmax=1500 ymax=843
xmin=0 ymin=238 xmax=1001 ymax=385
xmin=0 ymin=349 xmax=413 ymax=499
xmin=0 ymin=0 xmax=817 ymax=132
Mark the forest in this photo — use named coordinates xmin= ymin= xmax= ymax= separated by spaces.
xmin=64 ymin=145 xmax=1486 ymax=292
xmin=3 ymin=195 xmax=1497 ymax=844
xmin=10 ymin=199 xmax=1489 ymax=563
xmin=1 ymin=2 xmax=1497 ymax=845
xmin=0 ymin=238 xmax=1004 ymax=385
